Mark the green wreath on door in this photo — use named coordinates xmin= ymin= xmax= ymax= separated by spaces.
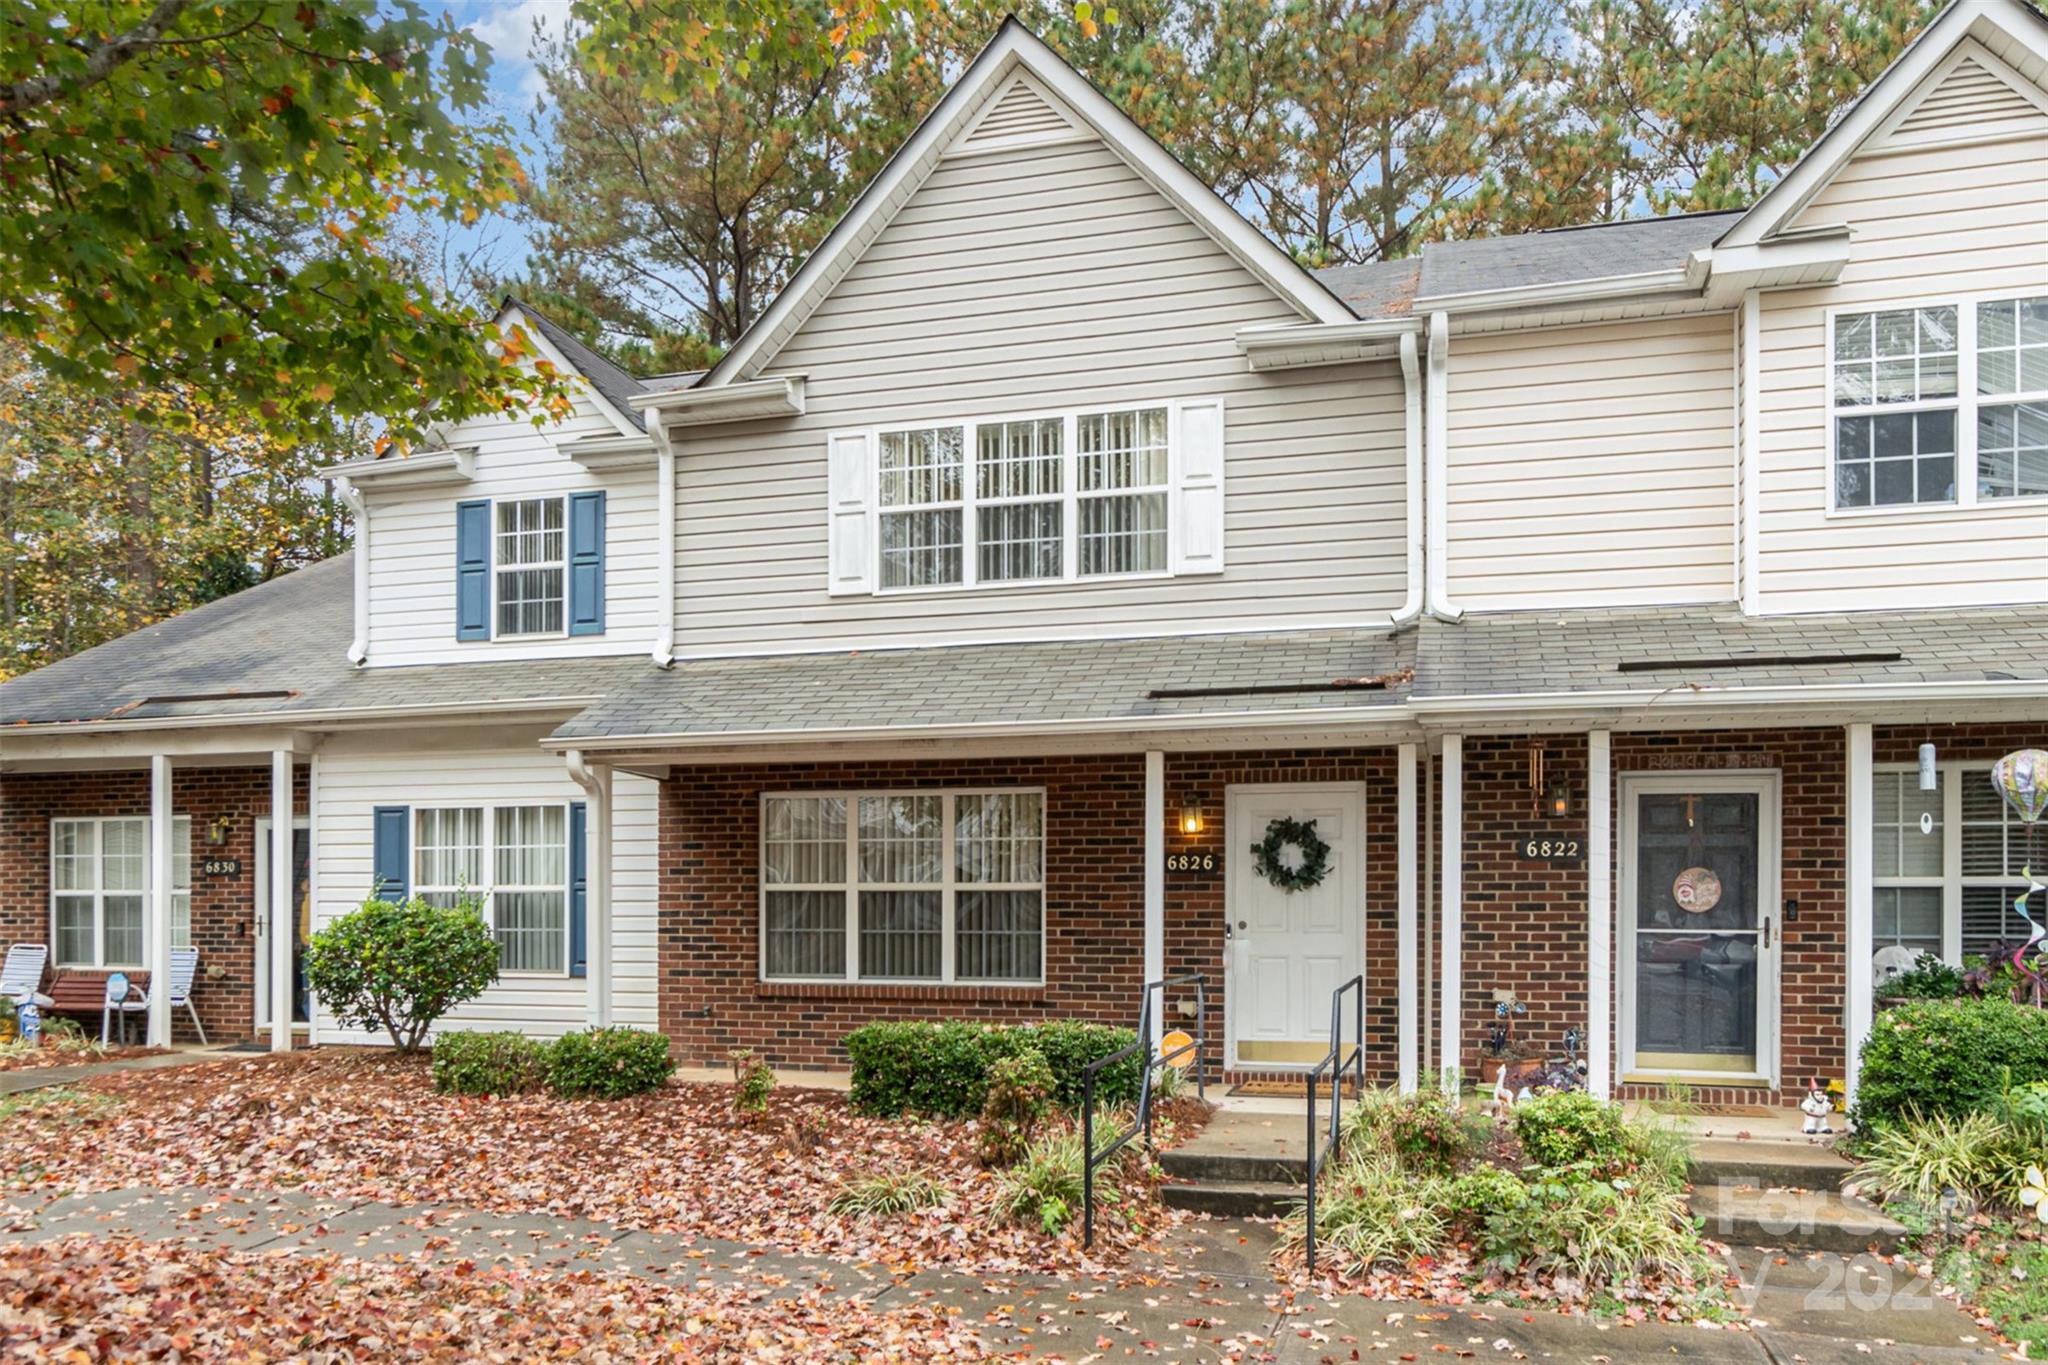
xmin=1250 ymin=816 xmax=1330 ymax=892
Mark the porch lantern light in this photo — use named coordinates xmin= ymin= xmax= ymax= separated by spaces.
xmin=204 ymin=815 xmax=233 ymax=847
xmin=1179 ymin=802 xmax=1205 ymax=836
xmin=1546 ymin=778 xmax=1571 ymax=819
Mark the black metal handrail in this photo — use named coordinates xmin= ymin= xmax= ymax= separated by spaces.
xmin=1304 ymin=973 xmax=1365 ymax=1276
xmin=1082 ymin=972 xmax=1208 ymax=1248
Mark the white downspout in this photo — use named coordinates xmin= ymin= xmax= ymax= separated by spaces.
xmin=651 ymin=421 xmax=678 ymax=668
xmin=1389 ymin=331 xmax=1425 ymax=628
xmin=341 ymin=480 xmax=369 ymax=666
xmin=1424 ymin=310 xmax=1463 ymax=621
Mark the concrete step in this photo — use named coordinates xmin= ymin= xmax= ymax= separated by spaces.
xmin=1157 ymin=1147 xmax=1308 ymax=1185
xmin=1160 ymin=1180 xmax=1304 ymax=1218
xmin=1688 ymin=1137 xmax=1853 ymax=1192
xmin=1689 ymin=1184 xmax=1907 ymax=1255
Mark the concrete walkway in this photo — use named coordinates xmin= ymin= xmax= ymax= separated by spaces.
xmin=0 ymin=1186 xmax=2004 ymax=1363
xmin=0 ymin=1045 xmax=258 ymax=1096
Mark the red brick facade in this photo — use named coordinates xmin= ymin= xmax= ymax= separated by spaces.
xmin=0 ymin=766 xmax=306 ymax=1044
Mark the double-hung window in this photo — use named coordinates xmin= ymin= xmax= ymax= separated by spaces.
xmin=1830 ymin=293 xmax=2048 ymax=510
xmin=1871 ymin=764 xmax=2047 ymax=964
xmin=761 ymin=790 xmax=1045 ymax=984
xmin=867 ymin=402 xmax=1187 ymax=592
xmin=411 ymin=805 xmax=570 ymax=974
xmin=495 ymin=497 xmax=566 ymax=636
xmin=50 ymin=816 xmax=191 ymax=968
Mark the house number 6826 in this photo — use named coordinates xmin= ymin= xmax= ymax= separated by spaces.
xmin=1165 ymin=852 xmax=1217 ymax=873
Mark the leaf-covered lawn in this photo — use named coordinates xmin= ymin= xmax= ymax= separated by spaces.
xmin=0 ymin=1040 xmax=164 ymax=1072
xmin=0 ymin=1234 xmax=991 ymax=1362
xmin=3 ymin=1051 xmax=1184 ymax=1276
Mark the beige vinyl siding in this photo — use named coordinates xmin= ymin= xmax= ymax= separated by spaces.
xmin=671 ymin=137 xmax=1407 ymax=656
xmin=362 ymin=388 xmax=658 ymax=667
xmin=1444 ymin=314 xmax=1737 ymax=609
xmin=1755 ymin=126 xmax=2048 ymax=613
xmin=312 ymin=737 xmax=657 ymax=1042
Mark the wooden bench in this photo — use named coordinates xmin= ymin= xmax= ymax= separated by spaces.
xmin=43 ymin=970 xmax=149 ymax=1031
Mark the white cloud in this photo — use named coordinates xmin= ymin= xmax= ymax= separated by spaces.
xmin=457 ymin=0 xmax=568 ymax=106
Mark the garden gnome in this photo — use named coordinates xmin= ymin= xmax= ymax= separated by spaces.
xmin=1800 ymin=1079 xmax=1834 ymax=1136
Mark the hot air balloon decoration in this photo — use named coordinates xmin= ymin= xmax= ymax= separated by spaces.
xmin=1990 ymin=750 xmax=2048 ymax=1007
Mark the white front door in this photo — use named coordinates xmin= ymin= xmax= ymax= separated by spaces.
xmin=1619 ymin=772 xmax=1781 ymax=1085
xmin=1226 ymin=783 xmax=1366 ymax=1069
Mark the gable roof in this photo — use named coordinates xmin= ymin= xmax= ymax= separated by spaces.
xmin=509 ymin=300 xmax=652 ymax=433
xmin=696 ymin=18 xmax=1354 ymax=389
xmin=1718 ymin=0 xmax=2048 ymax=249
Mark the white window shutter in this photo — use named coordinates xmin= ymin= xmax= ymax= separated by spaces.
xmin=827 ymin=430 xmax=874 ymax=595
xmin=1173 ymin=398 xmax=1226 ymax=575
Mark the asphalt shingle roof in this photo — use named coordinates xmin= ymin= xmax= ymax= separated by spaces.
xmin=512 ymin=301 xmax=653 ymax=431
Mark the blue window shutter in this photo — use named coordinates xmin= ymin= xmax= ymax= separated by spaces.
xmin=372 ymin=806 xmax=410 ymax=902
xmin=567 ymin=491 xmax=606 ymax=636
xmin=568 ymin=801 xmax=588 ymax=978
xmin=455 ymin=499 xmax=491 ymax=641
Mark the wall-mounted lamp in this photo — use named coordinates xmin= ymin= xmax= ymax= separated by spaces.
xmin=204 ymin=815 xmax=234 ymax=847
xmin=1179 ymin=802 xmax=1205 ymax=836
xmin=1547 ymin=779 xmax=1572 ymax=819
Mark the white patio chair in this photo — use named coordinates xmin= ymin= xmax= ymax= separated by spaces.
xmin=2 ymin=943 xmax=52 ymax=1008
xmin=105 ymin=949 xmax=207 ymax=1046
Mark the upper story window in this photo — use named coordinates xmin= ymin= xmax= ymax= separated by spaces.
xmin=830 ymin=398 xmax=1224 ymax=597
xmin=455 ymin=492 xmax=605 ymax=642
xmin=50 ymin=816 xmax=191 ymax=968
xmin=1831 ymin=294 xmax=2048 ymax=511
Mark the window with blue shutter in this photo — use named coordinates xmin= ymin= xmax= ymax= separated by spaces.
xmin=568 ymin=801 xmax=588 ymax=978
xmin=372 ymin=806 xmax=410 ymax=902
xmin=567 ymin=491 xmax=606 ymax=636
xmin=455 ymin=500 xmax=491 ymax=641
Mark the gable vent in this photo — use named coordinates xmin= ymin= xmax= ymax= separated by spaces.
xmin=1881 ymin=54 xmax=2045 ymax=149
xmin=960 ymin=77 xmax=1081 ymax=150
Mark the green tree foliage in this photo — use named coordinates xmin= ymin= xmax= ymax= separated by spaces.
xmin=0 ymin=0 xmax=569 ymax=444
xmin=0 ymin=343 xmax=362 ymax=678
xmin=303 ymin=895 xmax=501 ymax=1054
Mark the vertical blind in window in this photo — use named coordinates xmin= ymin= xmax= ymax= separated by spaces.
xmin=761 ymin=791 xmax=1044 ymax=983
xmin=1077 ymin=408 xmax=1169 ymax=576
xmin=495 ymin=497 xmax=566 ymax=636
xmin=410 ymin=806 xmax=571 ymax=973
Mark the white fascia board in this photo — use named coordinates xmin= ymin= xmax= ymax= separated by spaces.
xmin=1413 ymin=266 xmax=1698 ymax=318
xmin=1234 ymin=317 xmax=1421 ymax=370
xmin=1717 ymin=0 xmax=2048 ymax=250
xmin=631 ymin=375 xmax=805 ymax=426
xmin=315 ymin=446 xmax=476 ymax=490
xmin=559 ymin=433 xmax=659 ymax=471
xmin=701 ymin=21 xmax=1352 ymax=388
xmin=1 ymin=695 xmax=603 ymax=744
xmin=1412 ymin=676 xmax=2048 ymax=726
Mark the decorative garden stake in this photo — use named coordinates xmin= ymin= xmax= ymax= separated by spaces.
xmin=1990 ymin=750 xmax=2048 ymax=1006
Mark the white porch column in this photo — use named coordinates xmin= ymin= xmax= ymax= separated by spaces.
xmin=1438 ymin=734 xmax=1463 ymax=1093
xmin=1396 ymin=742 xmax=1420 ymax=1093
xmin=1143 ymin=749 xmax=1165 ymax=1047
xmin=1845 ymin=722 xmax=1875 ymax=1108
xmin=1586 ymin=729 xmax=1613 ymax=1100
xmin=147 ymin=754 xmax=173 ymax=1046
xmin=270 ymin=749 xmax=294 ymax=1053
xmin=565 ymin=750 xmax=614 ymax=1028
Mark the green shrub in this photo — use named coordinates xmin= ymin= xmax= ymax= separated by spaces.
xmin=844 ymin=1020 xmax=1140 ymax=1119
xmin=304 ymin=896 xmax=500 ymax=1053
xmin=431 ymin=1030 xmax=546 ymax=1095
xmin=991 ymin=1128 xmax=1092 ymax=1236
xmin=733 ymin=1059 xmax=776 ymax=1122
xmin=545 ymin=1026 xmax=674 ymax=1099
xmin=1856 ymin=997 xmax=2048 ymax=1129
xmin=1884 ymin=953 xmax=1966 ymax=1000
xmin=1281 ymin=1151 xmax=1451 ymax=1272
xmin=829 ymin=1169 xmax=951 ymax=1218
xmin=1342 ymin=1088 xmax=1481 ymax=1174
xmin=979 ymin=1051 xmax=1056 ymax=1168
xmin=1513 ymin=1091 xmax=1631 ymax=1172
xmin=1485 ymin=1175 xmax=1704 ymax=1288
xmin=1445 ymin=1165 xmax=1528 ymax=1240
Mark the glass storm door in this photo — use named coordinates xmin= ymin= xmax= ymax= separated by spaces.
xmin=1625 ymin=780 xmax=1777 ymax=1078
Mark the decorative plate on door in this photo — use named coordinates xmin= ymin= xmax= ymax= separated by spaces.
xmin=1672 ymin=866 xmax=1723 ymax=914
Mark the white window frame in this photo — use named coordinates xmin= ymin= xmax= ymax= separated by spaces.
xmin=867 ymin=399 xmax=1193 ymax=595
xmin=48 ymin=815 xmax=191 ymax=969
xmin=1871 ymin=760 xmax=2047 ymax=965
xmin=1826 ymin=289 xmax=2048 ymax=518
xmin=758 ymin=788 xmax=1047 ymax=986
xmin=408 ymin=803 xmax=573 ymax=978
xmin=492 ymin=495 xmax=569 ymax=640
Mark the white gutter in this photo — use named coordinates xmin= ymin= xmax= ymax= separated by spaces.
xmin=1423 ymin=311 xmax=1462 ymax=621
xmin=1413 ymin=676 xmax=2048 ymax=723
xmin=629 ymin=375 xmax=805 ymax=425
xmin=650 ymin=422 xmax=678 ymax=668
xmin=1390 ymin=330 xmax=1424 ymax=628
xmin=1234 ymin=317 xmax=1420 ymax=370
xmin=3 ymin=695 xmax=605 ymax=740
xmin=1412 ymin=265 xmax=1699 ymax=317
xmin=317 ymin=447 xmax=476 ymax=489
xmin=341 ymin=480 xmax=370 ymax=666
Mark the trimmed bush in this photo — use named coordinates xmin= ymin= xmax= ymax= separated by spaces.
xmin=304 ymin=896 xmax=499 ymax=1053
xmin=1856 ymin=997 xmax=2048 ymax=1129
xmin=431 ymin=1030 xmax=547 ymax=1095
xmin=1343 ymin=1088 xmax=1483 ymax=1175
xmin=844 ymin=1020 xmax=1141 ymax=1119
xmin=545 ymin=1026 xmax=675 ymax=1099
xmin=1512 ymin=1090 xmax=1631 ymax=1171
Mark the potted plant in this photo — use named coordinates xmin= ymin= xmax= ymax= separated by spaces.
xmin=1481 ymin=995 xmax=1547 ymax=1089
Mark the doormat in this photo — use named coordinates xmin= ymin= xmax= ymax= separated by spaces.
xmin=1228 ymin=1077 xmax=1362 ymax=1098
xmin=1647 ymin=1102 xmax=1780 ymax=1118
